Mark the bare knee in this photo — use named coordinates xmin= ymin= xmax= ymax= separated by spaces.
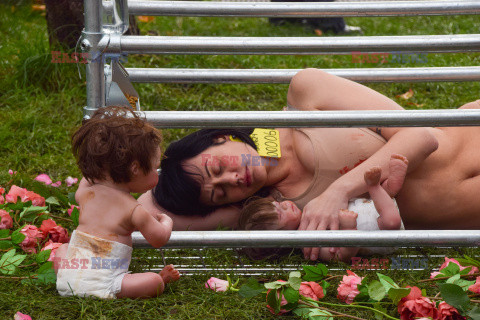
xmin=459 ymin=100 xmax=480 ymax=110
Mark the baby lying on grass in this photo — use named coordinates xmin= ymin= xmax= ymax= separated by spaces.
xmin=239 ymin=154 xmax=408 ymax=262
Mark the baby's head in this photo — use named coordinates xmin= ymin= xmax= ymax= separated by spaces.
xmin=239 ymin=197 xmax=302 ymax=231
xmin=238 ymin=197 xmax=302 ymax=260
xmin=72 ymin=106 xmax=162 ymax=190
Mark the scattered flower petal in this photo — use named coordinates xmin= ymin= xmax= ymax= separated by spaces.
xmin=51 ymin=181 xmax=62 ymax=187
xmin=205 ymin=277 xmax=229 ymax=292
xmin=138 ymin=16 xmax=155 ymax=23
xmin=35 ymin=174 xmax=52 ymax=185
xmin=14 ymin=312 xmax=32 ymax=320
xmin=8 ymin=169 xmax=17 ymax=175
xmin=468 ymin=276 xmax=480 ymax=294
xmin=65 ymin=176 xmax=78 ymax=187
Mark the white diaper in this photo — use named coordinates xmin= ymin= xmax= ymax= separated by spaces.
xmin=56 ymin=230 xmax=132 ymax=299
xmin=348 ymin=198 xmax=404 ymax=255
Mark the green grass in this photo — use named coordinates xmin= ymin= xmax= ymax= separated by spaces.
xmin=1 ymin=0 xmax=480 ymax=319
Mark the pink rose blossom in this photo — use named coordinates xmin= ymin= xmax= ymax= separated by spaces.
xmin=65 ymin=176 xmax=78 ymax=187
xmin=34 ymin=174 xmax=52 ymax=185
xmin=19 ymin=225 xmax=45 ymax=254
xmin=266 ymin=281 xmax=289 ymax=315
xmin=468 ymin=276 xmax=480 ymax=294
xmin=0 ymin=187 xmax=5 ymax=195
xmin=67 ymin=205 xmax=79 ymax=216
xmin=205 ymin=277 xmax=229 ymax=292
xmin=431 ymin=257 xmax=479 ymax=279
xmin=397 ymin=286 xmax=439 ymax=320
xmin=337 ymin=270 xmax=363 ymax=304
xmin=0 ymin=195 xmax=4 ymax=205
xmin=41 ymin=240 xmax=64 ymax=261
xmin=14 ymin=312 xmax=32 ymax=320
xmin=0 ymin=209 xmax=13 ymax=229
xmin=5 ymin=185 xmax=45 ymax=206
xmin=299 ymin=281 xmax=325 ymax=301
xmin=40 ymin=219 xmax=69 ymax=243
xmin=438 ymin=301 xmax=466 ymax=320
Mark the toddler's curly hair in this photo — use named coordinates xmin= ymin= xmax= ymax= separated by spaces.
xmin=72 ymin=106 xmax=162 ymax=184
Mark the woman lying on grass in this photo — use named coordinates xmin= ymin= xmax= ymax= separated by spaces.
xmin=139 ymin=68 xmax=480 ymax=261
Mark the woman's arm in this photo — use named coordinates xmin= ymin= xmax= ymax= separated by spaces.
xmin=288 ymin=69 xmax=439 ymax=260
xmin=138 ymin=191 xmax=241 ymax=231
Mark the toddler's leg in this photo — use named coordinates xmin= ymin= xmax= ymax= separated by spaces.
xmin=381 ymin=154 xmax=408 ymax=197
xmin=117 ymin=265 xmax=180 ymax=299
xmin=365 ymin=167 xmax=402 ymax=230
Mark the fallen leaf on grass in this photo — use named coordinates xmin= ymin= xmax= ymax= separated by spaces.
xmin=31 ymin=4 xmax=45 ymax=11
xmin=138 ymin=16 xmax=155 ymax=23
xmin=406 ymin=102 xmax=425 ymax=108
xmin=396 ymin=88 xmax=414 ymax=100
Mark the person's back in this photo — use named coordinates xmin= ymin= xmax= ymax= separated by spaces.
xmin=55 ymin=106 xmax=180 ymax=299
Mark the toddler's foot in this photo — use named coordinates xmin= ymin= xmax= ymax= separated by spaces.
xmin=364 ymin=166 xmax=381 ymax=186
xmin=382 ymin=154 xmax=408 ymax=197
xmin=160 ymin=264 xmax=181 ymax=284
xmin=339 ymin=209 xmax=358 ymax=230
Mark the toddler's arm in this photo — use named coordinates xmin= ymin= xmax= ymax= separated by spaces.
xmin=132 ymin=205 xmax=173 ymax=248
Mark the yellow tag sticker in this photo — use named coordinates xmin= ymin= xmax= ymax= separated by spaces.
xmin=230 ymin=129 xmax=281 ymax=158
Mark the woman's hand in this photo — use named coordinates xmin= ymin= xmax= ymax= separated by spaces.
xmin=298 ymin=185 xmax=349 ymax=261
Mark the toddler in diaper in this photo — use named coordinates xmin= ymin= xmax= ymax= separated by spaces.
xmin=55 ymin=106 xmax=180 ymax=299
xmin=238 ymin=154 xmax=408 ymax=262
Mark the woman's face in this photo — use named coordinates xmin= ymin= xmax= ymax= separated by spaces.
xmin=273 ymin=200 xmax=302 ymax=230
xmin=182 ymin=136 xmax=268 ymax=206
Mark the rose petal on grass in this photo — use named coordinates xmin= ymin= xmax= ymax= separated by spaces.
xmin=35 ymin=174 xmax=52 ymax=185
xmin=65 ymin=176 xmax=78 ymax=187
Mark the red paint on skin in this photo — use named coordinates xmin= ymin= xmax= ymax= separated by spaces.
xmin=338 ymin=159 xmax=367 ymax=175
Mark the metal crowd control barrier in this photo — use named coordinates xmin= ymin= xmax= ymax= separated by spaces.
xmin=82 ymin=0 xmax=480 ymax=253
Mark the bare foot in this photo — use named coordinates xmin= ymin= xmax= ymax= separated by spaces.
xmin=382 ymin=154 xmax=408 ymax=197
xmin=159 ymin=264 xmax=181 ymax=284
xmin=339 ymin=209 xmax=358 ymax=230
xmin=364 ymin=166 xmax=381 ymax=186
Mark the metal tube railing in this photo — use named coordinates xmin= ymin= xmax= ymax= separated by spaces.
xmin=132 ymin=230 xmax=480 ymax=248
xmin=127 ymin=66 xmax=480 ymax=84
xmin=84 ymin=0 xmax=105 ymax=112
xmin=103 ymin=1 xmax=480 ymax=18
xmin=134 ymin=110 xmax=480 ymax=129
xmin=111 ymin=34 xmax=480 ymax=55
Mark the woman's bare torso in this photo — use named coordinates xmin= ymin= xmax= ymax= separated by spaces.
xmin=397 ymin=126 xmax=480 ymax=229
xmin=275 ymin=126 xmax=480 ymax=229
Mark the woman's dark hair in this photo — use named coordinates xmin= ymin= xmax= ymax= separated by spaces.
xmin=153 ymin=128 xmax=259 ymax=216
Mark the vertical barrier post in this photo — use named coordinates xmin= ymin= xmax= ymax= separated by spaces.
xmin=82 ymin=0 xmax=105 ymax=118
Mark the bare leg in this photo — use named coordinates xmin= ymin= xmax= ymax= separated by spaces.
xmin=365 ymin=166 xmax=402 ymax=230
xmin=381 ymin=154 xmax=409 ymax=197
xmin=53 ymin=243 xmax=68 ymax=274
xmin=117 ymin=265 xmax=180 ymax=299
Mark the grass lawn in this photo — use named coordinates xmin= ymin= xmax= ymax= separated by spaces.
xmin=1 ymin=0 xmax=480 ymax=319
